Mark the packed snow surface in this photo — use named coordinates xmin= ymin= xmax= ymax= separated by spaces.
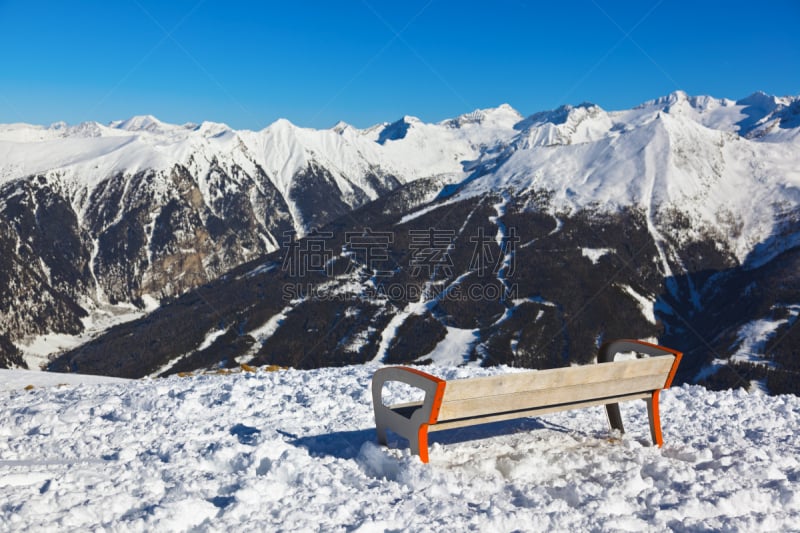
xmin=1 ymin=365 xmax=798 ymax=531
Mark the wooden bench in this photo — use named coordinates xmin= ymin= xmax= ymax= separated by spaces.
xmin=372 ymin=339 xmax=682 ymax=463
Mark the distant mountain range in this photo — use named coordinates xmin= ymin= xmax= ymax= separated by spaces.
xmin=1 ymin=92 xmax=798 ymax=393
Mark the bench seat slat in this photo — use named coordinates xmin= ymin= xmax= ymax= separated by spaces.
xmin=438 ymin=373 xmax=668 ymax=421
xmin=429 ymin=391 xmax=652 ymax=432
xmin=442 ymin=357 xmax=674 ymax=402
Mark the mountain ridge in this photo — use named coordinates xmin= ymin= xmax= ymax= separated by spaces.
xmin=1 ymin=92 xmax=799 ymax=391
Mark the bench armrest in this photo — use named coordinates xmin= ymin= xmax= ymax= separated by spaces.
xmin=597 ymin=339 xmax=683 ymax=447
xmin=371 ymin=366 xmax=446 ymax=463
xmin=599 ymin=339 xmax=682 ymax=387
xmin=598 ymin=339 xmax=683 ymax=447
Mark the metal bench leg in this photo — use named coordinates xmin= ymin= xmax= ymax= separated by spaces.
xmin=376 ymin=425 xmax=388 ymax=445
xmin=413 ymin=424 xmax=430 ymax=464
xmin=605 ymin=403 xmax=625 ymax=435
xmin=646 ymin=390 xmax=663 ymax=447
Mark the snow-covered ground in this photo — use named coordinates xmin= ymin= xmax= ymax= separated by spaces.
xmin=0 ymin=369 xmax=129 ymax=392
xmin=1 ymin=365 xmax=798 ymax=531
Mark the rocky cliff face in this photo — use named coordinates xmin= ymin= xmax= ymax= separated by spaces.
xmin=0 ymin=158 xmax=397 ymax=367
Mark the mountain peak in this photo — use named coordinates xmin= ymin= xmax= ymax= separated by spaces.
xmin=331 ymin=120 xmax=353 ymax=134
xmin=110 ymin=115 xmax=167 ymax=133
xmin=195 ymin=121 xmax=233 ymax=139
xmin=668 ymin=89 xmax=689 ymax=102
xmin=517 ymin=101 xmax=602 ymax=130
xmin=377 ymin=117 xmax=417 ymax=144
xmin=446 ymin=104 xmax=523 ymax=128
xmin=736 ymin=91 xmax=779 ymax=110
xmin=265 ymin=117 xmax=298 ymax=132
xmin=638 ymin=91 xmax=691 ymax=110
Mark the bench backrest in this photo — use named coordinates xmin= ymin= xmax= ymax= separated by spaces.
xmin=437 ymin=356 xmax=676 ymax=422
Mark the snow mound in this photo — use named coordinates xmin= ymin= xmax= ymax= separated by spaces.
xmin=0 ymin=369 xmax=129 ymax=391
xmin=1 ymin=366 xmax=798 ymax=531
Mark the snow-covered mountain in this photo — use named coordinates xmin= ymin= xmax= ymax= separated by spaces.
xmin=3 ymin=92 xmax=800 ymax=392
xmin=0 ymin=105 xmax=521 ymax=367
xmin=457 ymin=91 xmax=800 ymax=265
xmin=2 ymin=366 xmax=799 ymax=530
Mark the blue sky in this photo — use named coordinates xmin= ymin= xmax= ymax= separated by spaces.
xmin=1 ymin=0 xmax=798 ymax=130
